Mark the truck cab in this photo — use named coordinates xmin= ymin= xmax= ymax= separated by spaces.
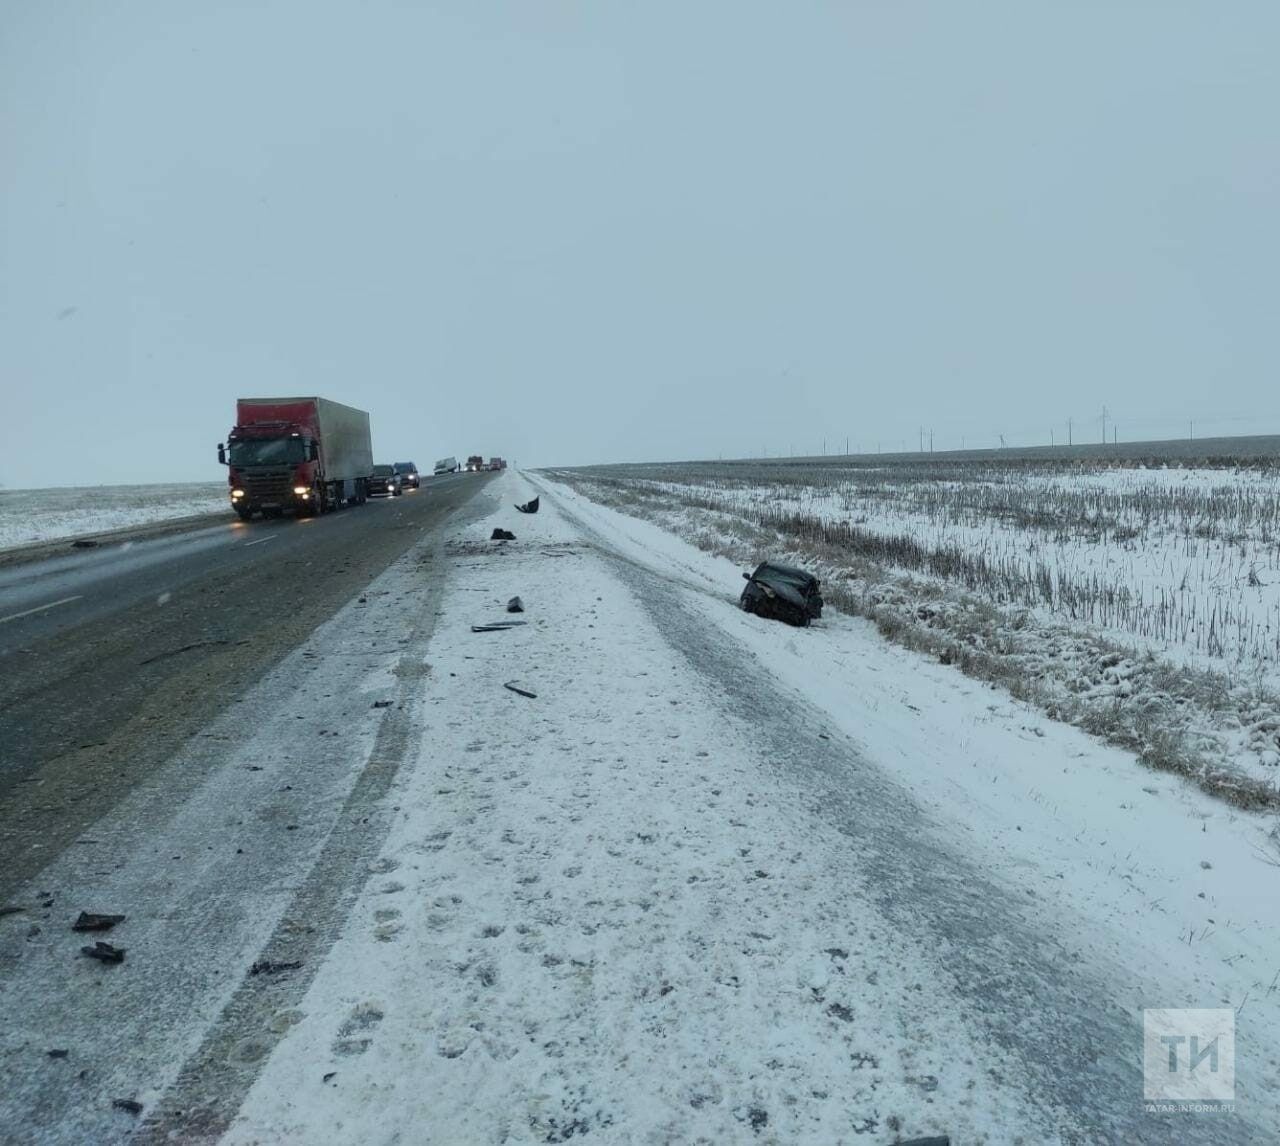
xmin=221 ymin=428 xmax=321 ymax=519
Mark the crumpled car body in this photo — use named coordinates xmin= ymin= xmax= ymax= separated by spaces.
xmin=740 ymin=562 xmax=824 ymax=627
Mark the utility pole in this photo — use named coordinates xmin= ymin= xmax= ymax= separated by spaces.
xmin=1101 ymin=405 xmax=1108 ymax=444
xmin=1051 ymin=428 xmax=1055 ymax=446
xmin=929 ymin=430 xmax=934 ymax=454
xmin=1068 ymin=417 xmax=1073 ymax=446
xmin=845 ymin=436 xmax=849 ymax=455
xmin=919 ymin=426 xmax=925 ymax=453
xmin=1189 ymin=420 xmax=1194 ymax=441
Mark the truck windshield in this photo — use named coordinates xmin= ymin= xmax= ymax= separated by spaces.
xmin=228 ymin=438 xmax=308 ymax=466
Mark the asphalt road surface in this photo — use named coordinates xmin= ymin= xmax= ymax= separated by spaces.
xmin=0 ymin=473 xmax=493 ymax=905
xmin=0 ymin=471 xmax=500 ymax=1142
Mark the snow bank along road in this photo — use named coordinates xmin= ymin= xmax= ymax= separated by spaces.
xmin=2 ymin=470 xmax=1277 ymax=1143
xmin=0 ymin=482 xmax=230 ymax=559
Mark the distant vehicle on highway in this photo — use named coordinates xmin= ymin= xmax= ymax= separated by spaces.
xmin=466 ymin=455 xmax=485 ymax=472
xmin=487 ymin=457 xmax=507 ymax=471
xmin=433 ymin=457 xmax=458 ymax=475
xmin=396 ymin=462 xmax=420 ymax=489
xmin=217 ymin=397 xmax=373 ymax=520
xmin=368 ymin=464 xmax=403 ymax=497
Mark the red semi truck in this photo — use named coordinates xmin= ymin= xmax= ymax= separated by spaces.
xmin=217 ymin=397 xmax=374 ymax=520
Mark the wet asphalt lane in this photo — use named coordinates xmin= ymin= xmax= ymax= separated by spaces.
xmin=0 ymin=473 xmax=493 ymax=904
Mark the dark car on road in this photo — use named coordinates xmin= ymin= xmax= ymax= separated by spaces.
xmin=396 ymin=462 xmax=420 ymax=489
xmin=740 ymin=562 xmax=824 ymax=627
xmin=368 ymin=464 xmax=403 ymax=497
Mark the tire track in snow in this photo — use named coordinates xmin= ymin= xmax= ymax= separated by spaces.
xmin=135 ymin=505 xmax=490 ymax=1142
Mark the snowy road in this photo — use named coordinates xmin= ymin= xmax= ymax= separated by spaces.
xmin=224 ymin=474 xmax=1275 ymax=1143
xmin=2 ymin=470 xmax=1276 ymax=1143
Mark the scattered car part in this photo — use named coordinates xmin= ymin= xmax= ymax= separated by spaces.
xmin=507 ymin=596 xmax=524 ymax=613
xmin=112 ymin=1099 xmax=143 ymax=1116
xmin=72 ymin=912 xmax=125 ymax=932
xmin=250 ymin=959 xmax=303 ymax=975
xmin=739 ymin=562 xmax=824 ymax=627
xmin=472 ymin=621 xmax=528 ymax=632
xmin=81 ymin=941 xmax=125 ymax=963
xmin=503 ymin=682 xmax=537 ymax=698
xmin=514 ymin=497 xmax=539 ymax=514
xmin=491 ymin=528 xmax=516 ymax=541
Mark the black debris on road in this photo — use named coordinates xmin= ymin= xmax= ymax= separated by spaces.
xmin=72 ymin=912 xmax=125 ymax=932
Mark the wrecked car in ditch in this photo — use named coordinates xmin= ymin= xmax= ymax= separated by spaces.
xmin=740 ymin=562 xmax=824 ymax=627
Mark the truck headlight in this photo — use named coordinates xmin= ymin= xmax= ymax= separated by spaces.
xmin=293 ymin=486 xmax=309 ymax=496
xmin=231 ymin=489 xmax=245 ymax=499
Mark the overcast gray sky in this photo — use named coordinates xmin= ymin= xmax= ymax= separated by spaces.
xmin=2 ymin=2 xmax=1276 ymax=486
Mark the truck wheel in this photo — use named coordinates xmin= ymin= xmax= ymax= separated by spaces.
xmin=234 ymin=506 xmax=253 ymax=522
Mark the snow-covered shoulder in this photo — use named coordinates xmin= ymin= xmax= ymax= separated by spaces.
xmin=226 ymin=471 xmax=1074 ymax=1144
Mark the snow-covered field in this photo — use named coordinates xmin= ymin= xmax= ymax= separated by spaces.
xmin=595 ymin=463 xmax=1280 ymax=677
xmin=0 ymin=482 xmax=227 ymax=550
xmin=545 ymin=462 xmax=1280 ymax=806
xmin=225 ymin=471 xmax=1279 ymax=1144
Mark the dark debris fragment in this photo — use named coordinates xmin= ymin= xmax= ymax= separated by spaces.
xmin=72 ymin=912 xmax=125 ymax=932
xmin=250 ymin=959 xmax=303 ymax=975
